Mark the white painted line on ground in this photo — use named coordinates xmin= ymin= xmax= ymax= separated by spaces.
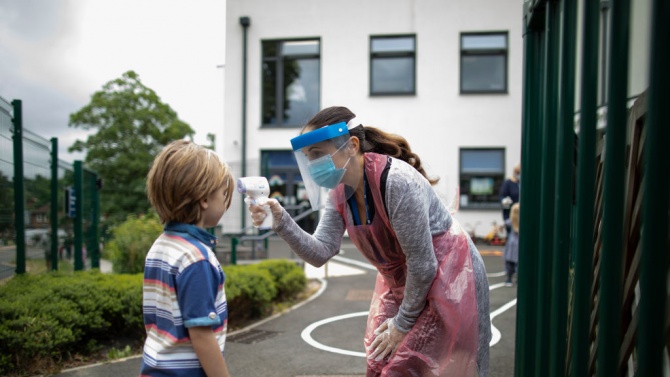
xmin=301 ymin=311 xmax=369 ymax=357
xmin=489 ymin=299 xmax=518 ymax=347
xmin=487 ymin=271 xmax=507 ymax=278
xmin=488 ymin=282 xmax=508 ymax=290
xmin=302 ymin=257 xmax=518 ymax=355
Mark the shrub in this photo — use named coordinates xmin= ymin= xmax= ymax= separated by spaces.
xmin=104 ymin=213 xmax=163 ymax=274
xmin=0 ymin=258 xmax=308 ymax=375
xmin=255 ymin=259 xmax=306 ymax=300
xmin=223 ymin=264 xmax=277 ymax=323
xmin=0 ymin=271 xmax=143 ymax=375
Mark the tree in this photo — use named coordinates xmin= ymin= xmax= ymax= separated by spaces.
xmin=0 ymin=172 xmax=14 ymax=242
xmin=69 ymin=71 xmax=194 ymax=226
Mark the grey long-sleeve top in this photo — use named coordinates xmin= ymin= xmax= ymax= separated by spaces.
xmin=273 ymin=159 xmax=452 ymax=333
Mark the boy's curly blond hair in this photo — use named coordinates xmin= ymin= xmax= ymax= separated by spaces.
xmin=146 ymin=140 xmax=234 ymax=224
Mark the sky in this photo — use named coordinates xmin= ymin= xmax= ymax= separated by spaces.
xmin=0 ymin=0 xmax=227 ymax=163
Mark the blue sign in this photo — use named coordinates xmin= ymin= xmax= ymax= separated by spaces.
xmin=65 ymin=187 xmax=77 ymax=218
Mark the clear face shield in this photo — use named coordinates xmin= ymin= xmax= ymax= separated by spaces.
xmin=291 ymin=122 xmax=360 ymax=211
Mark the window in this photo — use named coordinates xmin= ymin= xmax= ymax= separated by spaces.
xmin=459 ymin=148 xmax=505 ymax=209
xmin=460 ymin=32 xmax=508 ymax=94
xmin=370 ymin=35 xmax=416 ymax=95
xmin=262 ymin=39 xmax=320 ymax=127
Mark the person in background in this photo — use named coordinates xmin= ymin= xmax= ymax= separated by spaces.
xmin=499 ymin=163 xmax=520 ymax=236
xmin=503 ymin=202 xmax=520 ymax=287
xmin=141 ymin=140 xmax=234 ymax=377
xmin=245 ymin=106 xmax=491 ymax=377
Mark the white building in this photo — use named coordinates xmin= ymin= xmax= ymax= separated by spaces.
xmin=222 ymin=0 xmax=523 ymax=237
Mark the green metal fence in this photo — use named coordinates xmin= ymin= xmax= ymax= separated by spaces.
xmin=0 ymin=97 xmax=100 ymax=279
xmin=517 ymin=0 xmax=668 ymax=376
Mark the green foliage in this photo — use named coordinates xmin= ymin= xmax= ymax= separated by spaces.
xmin=255 ymin=259 xmax=307 ymax=300
xmin=0 ymin=271 xmax=143 ymax=375
xmin=223 ymin=264 xmax=277 ymax=322
xmin=107 ymin=345 xmax=133 ymax=360
xmin=68 ymin=70 xmax=195 ymax=226
xmin=0 ymin=258 xmax=308 ymax=375
xmin=0 ymin=171 xmax=14 ymax=243
xmin=104 ymin=213 xmax=163 ymax=274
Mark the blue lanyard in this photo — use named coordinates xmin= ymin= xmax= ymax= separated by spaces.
xmin=363 ymin=173 xmax=371 ymax=225
xmin=348 ymin=172 xmax=371 ymax=226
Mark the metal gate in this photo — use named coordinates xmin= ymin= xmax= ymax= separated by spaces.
xmin=516 ymin=0 xmax=669 ymax=376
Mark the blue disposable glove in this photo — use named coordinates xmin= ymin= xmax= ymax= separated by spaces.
xmin=367 ymin=318 xmax=407 ymax=361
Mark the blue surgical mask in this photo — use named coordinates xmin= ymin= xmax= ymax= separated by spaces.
xmin=308 ymin=143 xmax=351 ymax=189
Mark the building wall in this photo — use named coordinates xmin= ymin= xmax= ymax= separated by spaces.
xmin=223 ymin=0 xmax=524 ymax=237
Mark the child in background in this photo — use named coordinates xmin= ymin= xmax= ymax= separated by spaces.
xmin=141 ymin=140 xmax=234 ymax=377
xmin=503 ymin=202 xmax=520 ymax=287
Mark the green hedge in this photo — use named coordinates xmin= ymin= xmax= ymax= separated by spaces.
xmin=223 ymin=259 xmax=306 ymax=323
xmin=0 ymin=259 xmax=307 ymax=375
xmin=255 ymin=259 xmax=307 ymax=300
xmin=0 ymin=271 xmax=143 ymax=375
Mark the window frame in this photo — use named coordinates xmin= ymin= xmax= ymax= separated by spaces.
xmin=369 ymin=34 xmax=417 ymax=96
xmin=458 ymin=147 xmax=506 ymax=210
xmin=261 ymin=38 xmax=321 ymax=128
xmin=459 ymin=31 xmax=509 ymax=95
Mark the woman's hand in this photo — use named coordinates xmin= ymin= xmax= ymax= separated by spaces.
xmin=245 ymin=197 xmax=284 ymax=229
xmin=367 ymin=318 xmax=407 ymax=361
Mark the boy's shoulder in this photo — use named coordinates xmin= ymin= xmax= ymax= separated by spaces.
xmin=147 ymin=231 xmax=214 ymax=265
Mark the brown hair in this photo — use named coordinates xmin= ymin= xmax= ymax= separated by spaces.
xmin=302 ymin=106 xmax=439 ymax=185
xmin=146 ymin=140 xmax=235 ymax=224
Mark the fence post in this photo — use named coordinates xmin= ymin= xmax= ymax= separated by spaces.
xmin=597 ymin=0 xmax=630 ymax=374
xmin=570 ymin=0 xmax=600 ymax=374
xmin=231 ymin=237 xmax=238 ymax=265
xmin=90 ymin=171 xmax=100 ymax=269
xmin=11 ymin=99 xmax=25 ymax=275
xmin=516 ymin=6 xmax=544 ymax=375
xmin=637 ymin=0 xmax=669 ymax=374
xmin=50 ymin=138 xmax=59 ymax=271
xmin=549 ymin=0 xmax=577 ymax=375
xmin=534 ymin=4 xmax=557 ymax=374
xmin=74 ymin=160 xmax=84 ymax=271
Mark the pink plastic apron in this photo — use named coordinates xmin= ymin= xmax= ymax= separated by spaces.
xmin=333 ymin=153 xmax=479 ymax=377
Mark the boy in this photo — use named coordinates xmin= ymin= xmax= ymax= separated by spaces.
xmin=141 ymin=140 xmax=234 ymax=377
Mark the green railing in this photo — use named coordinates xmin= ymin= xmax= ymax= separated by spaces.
xmin=517 ymin=0 xmax=668 ymax=376
xmin=0 ymin=98 xmax=101 ymax=278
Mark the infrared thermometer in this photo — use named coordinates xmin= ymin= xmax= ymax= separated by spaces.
xmin=237 ymin=176 xmax=273 ymax=230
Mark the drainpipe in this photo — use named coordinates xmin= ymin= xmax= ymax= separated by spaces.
xmin=240 ymin=16 xmax=250 ymax=230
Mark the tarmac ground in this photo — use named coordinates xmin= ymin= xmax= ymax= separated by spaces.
xmin=51 ymin=237 xmax=517 ymax=377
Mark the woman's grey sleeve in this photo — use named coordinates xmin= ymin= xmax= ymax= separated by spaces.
xmin=386 ymin=170 xmax=438 ymax=333
xmin=273 ymin=197 xmax=345 ymax=267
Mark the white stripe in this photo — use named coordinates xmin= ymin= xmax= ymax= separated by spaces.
xmin=489 ymin=299 xmax=517 ymax=347
xmin=301 ymin=311 xmax=369 ymax=357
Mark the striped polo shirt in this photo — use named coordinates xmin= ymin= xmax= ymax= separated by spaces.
xmin=140 ymin=222 xmax=227 ymax=377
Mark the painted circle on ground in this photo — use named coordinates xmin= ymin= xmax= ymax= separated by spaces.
xmin=301 ymin=311 xmax=369 ymax=357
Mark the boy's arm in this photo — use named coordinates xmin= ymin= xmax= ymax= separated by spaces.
xmin=189 ymin=326 xmax=231 ymax=377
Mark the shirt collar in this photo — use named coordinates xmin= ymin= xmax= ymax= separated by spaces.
xmin=164 ymin=222 xmax=218 ymax=247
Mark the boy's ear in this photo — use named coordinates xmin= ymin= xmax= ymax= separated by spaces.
xmin=199 ymin=197 xmax=209 ymax=210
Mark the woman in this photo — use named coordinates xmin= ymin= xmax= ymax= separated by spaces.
xmin=246 ymin=106 xmax=491 ymax=377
